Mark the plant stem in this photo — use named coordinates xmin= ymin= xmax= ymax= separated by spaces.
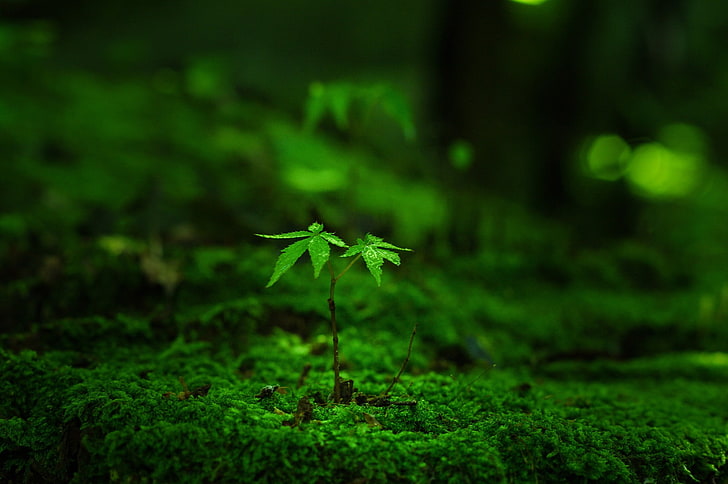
xmin=326 ymin=254 xmax=362 ymax=403
xmin=326 ymin=253 xmax=363 ymax=403
xmin=335 ymin=254 xmax=361 ymax=281
xmin=327 ymin=261 xmax=342 ymax=403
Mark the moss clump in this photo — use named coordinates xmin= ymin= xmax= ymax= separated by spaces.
xmin=2 ymin=236 xmax=727 ymax=483
xmin=0 ymin=349 xmax=83 ymax=482
xmin=1 ymin=337 xmax=727 ymax=483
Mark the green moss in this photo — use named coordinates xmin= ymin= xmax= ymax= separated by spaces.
xmin=2 ymin=338 xmax=726 ymax=483
xmin=2 ymin=238 xmax=728 ymax=483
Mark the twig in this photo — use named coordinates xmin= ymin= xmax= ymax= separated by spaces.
xmin=381 ymin=323 xmax=417 ymax=396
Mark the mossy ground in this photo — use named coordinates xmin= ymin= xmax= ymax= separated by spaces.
xmin=1 ymin=242 xmax=727 ymax=483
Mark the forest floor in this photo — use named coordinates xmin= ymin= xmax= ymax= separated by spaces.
xmin=1 ymin=240 xmax=727 ymax=483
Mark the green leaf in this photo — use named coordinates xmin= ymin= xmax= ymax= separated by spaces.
xmin=362 ymin=247 xmax=385 ymax=286
xmin=341 ymin=242 xmax=364 ymax=258
xmin=302 ymin=81 xmax=415 ymax=141
xmin=320 ymin=232 xmax=347 ymax=248
xmin=255 ymin=230 xmax=312 ymax=240
xmin=341 ymin=233 xmax=411 ymax=286
xmin=380 ymin=250 xmax=401 ymax=266
xmin=308 ymin=235 xmax=330 ymax=278
xmin=266 ymin=238 xmax=309 ymax=287
xmin=364 ymin=235 xmax=409 ymax=252
xmin=256 ymin=222 xmax=349 ymax=286
xmin=378 ymin=86 xmax=417 ymax=141
xmin=329 ymin=84 xmax=352 ymax=129
xmin=303 ymin=82 xmax=327 ymax=131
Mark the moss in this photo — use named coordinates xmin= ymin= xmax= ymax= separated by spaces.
xmin=0 ymin=349 xmax=84 ymax=482
xmin=2 ymin=239 xmax=728 ymax=483
xmin=2 ymin=338 xmax=727 ymax=484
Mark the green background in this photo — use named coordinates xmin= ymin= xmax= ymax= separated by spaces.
xmin=1 ymin=1 xmax=728 ymax=482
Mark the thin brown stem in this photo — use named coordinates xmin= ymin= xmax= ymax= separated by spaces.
xmin=327 ymin=261 xmax=342 ymax=403
xmin=381 ymin=323 xmax=418 ymax=396
xmin=326 ymin=253 xmax=364 ymax=403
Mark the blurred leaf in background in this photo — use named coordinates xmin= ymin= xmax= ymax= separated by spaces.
xmin=1 ymin=0 xmax=727 ymax=284
xmin=304 ymin=81 xmax=416 ymax=141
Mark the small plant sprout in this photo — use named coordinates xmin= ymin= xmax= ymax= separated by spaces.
xmin=256 ymin=222 xmax=412 ymax=403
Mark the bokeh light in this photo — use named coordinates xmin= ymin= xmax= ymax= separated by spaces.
xmin=583 ymin=134 xmax=632 ymax=181
xmin=510 ymin=0 xmax=550 ymax=5
xmin=626 ymin=142 xmax=704 ymax=199
xmin=581 ymin=123 xmax=708 ymax=200
xmin=448 ymin=139 xmax=474 ymax=171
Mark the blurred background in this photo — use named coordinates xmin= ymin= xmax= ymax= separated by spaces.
xmin=2 ymin=0 xmax=728 ymax=359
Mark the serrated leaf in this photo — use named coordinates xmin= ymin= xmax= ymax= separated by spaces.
xmin=320 ymin=232 xmax=348 ymax=248
xmin=255 ymin=231 xmax=312 ymax=240
xmin=380 ymin=249 xmax=401 ymax=266
xmin=362 ymin=248 xmax=385 ymax=286
xmin=341 ymin=244 xmax=362 ymax=258
xmin=266 ymin=238 xmax=309 ymax=287
xmin=341 ymin=233 xmax=411 ymax=285
xmin=258 ymin=222 xmax=349 ymax=286
xmin=308 ymin=235 xmax=330 ymax=278
xmin=361 ymin=233 xmax=411 ymax=251
xmin=373 ymin=240 xmax=409 ymax=251
xmin=362 ymin=234 xmax=384 ymax=246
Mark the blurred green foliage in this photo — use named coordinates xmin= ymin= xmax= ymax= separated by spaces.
xmin=2 ymin=5 xmax=728 ymax=481
xmin=2 ymin=3 xmax=728 ymax=279
xmin=2 ymin=3 xmax=727 ymax=349
xmin=0 ymin=17 xmax=447 ymax=255
xmin=304 ymin=81 xmax=416 ymax=141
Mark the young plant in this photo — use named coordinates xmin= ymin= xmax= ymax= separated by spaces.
xmin=256 ymin=222 xmax=411 ymax=403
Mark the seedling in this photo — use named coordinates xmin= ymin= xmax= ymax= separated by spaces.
xmin=256 ymin=222 xmax=411 ymax=403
